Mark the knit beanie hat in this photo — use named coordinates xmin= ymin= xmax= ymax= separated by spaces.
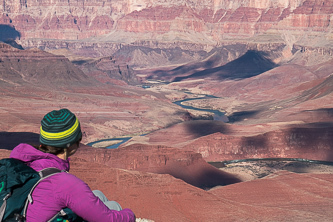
xmin=40 ymin=109 xmax=82 ymax=148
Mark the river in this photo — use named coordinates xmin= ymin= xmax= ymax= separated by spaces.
xmin=173 ymin=95 xmax=228 ymax=122
xmin=86 ymin=137 xmax=132 ymax=149
xmin=87 ymin=94 xmax=225 ymax=148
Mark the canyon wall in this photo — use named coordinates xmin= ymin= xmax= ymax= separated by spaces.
xmin=1 ymin=0 xmax=332 ymax=48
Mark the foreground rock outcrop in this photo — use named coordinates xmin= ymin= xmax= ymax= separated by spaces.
xmin=73 ymin=144 xmax=242 ymax=189
xmin=56 ymin=159 xmax=333 ymax=221
xmin=1 ymin=146 xmax=332 ymax=221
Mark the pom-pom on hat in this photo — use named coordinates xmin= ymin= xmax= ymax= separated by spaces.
xmin=40 ymin=108 xmax=82 ymax=148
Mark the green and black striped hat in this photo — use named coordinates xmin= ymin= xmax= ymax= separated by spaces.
xmin=40 ymin=109 xmax=82 ymax=148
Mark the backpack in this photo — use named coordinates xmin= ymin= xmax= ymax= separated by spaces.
xmin=0 ymin=158 xmax=83 ymax=222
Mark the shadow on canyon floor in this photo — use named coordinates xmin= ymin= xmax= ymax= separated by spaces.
xmin=149 ymin=44 xmax=249 ymax=81
xmin=173 ymin=50 xmax=277 ymax=82
xmin=0 ymin=132 xmax=39 ymax=150
xmin=237 ymin=122 xmax=333 ymax=161
xmin=227 ymin=110 xmax=261 ymax=123
xmin=149 ymin=49 xmax=219 ymax=80
xmin=185 ymin=120 xmax=231 ymax=137
xmin=0 ymin=24 xmax=21 ymax=42
xmin=287 ymin=122 xmax=333 ymax=160
xmin=241 ymin=135 xmax=268 ymax=152
xmin=304 ymin=108 xmax=333 ymax=118
xmin=72 ymin=59 xmax=91 ymax=65
xmin=194 ymin=167 xmax=242 ymax=189
xmin=0 ymin=25 xmax=23 ymax=49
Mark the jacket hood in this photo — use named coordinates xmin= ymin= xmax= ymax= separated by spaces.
xmin=10 ymin=143 xmax=70 ymax=172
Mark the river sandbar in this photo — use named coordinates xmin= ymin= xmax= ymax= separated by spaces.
xmin=91 ymin=140 xmax=124 ymax=148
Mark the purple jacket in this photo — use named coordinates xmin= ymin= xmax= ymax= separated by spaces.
xmin=10 ymin=144 xmax=135 ymax=222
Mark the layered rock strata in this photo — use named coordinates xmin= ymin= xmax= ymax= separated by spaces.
xmin=1 ymin=0 xmax=332 ymax=48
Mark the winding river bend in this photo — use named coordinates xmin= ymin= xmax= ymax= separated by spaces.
xmin=173 ymin=95 xmax=228 ymax=121
xmin=87 ymin=95 xmax=224 ymax=148
xmin=87 ymin=137 xmax=132 ymax=149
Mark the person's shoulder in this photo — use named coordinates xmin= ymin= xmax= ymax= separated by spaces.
xmin=48 ymin=171 xmax=92 ymax=196
xmin=50 ymin=171 xmax=84 ymax=185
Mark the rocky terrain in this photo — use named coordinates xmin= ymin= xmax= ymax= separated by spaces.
xmin=1 ymin=0 xmax=333 ymax=221
xmin=1 ymin=145 xmax=333 ymax=221
xmin=122 ymin=45 xmax=333 ymax=163
xmin=0 ymin=42 xmax=189 ymax=144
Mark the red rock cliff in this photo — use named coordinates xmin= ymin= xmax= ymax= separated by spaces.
xmin=1 ymin=0 xmax=332 ymax=47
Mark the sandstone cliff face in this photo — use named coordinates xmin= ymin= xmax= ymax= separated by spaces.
xmin=1 ymin=0 xmax=116 ymax=39
xmin=123 ymin=119 xmax=333 ymax=162
xmin=184 ymin=125 xmax=333 ymax=162
xmin=1 ymin=0 xmax=332 ymax=48
xmin=74 ymin=144 xmax=241 ymax=189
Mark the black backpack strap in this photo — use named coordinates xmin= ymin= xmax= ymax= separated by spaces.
xmin=22 ymin=168 xmax=64 ymax=219
xmin=38 ymin=168 xmax=63 ymax=178
xmin=0 ymin=192 xmax=12 ymax=221
xmin=0 ymin=193 xmax=11 ymax=221
xmin=0 ymin=200 xmax=5 ymax=221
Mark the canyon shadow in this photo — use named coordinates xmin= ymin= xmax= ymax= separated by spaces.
xmin=173 ymin=50 xmax=277 ymax=82
xmin=0 ymin=132 xmax=39 ymax=150
xmin=0 ymin=24 xmax=21 ymax=42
